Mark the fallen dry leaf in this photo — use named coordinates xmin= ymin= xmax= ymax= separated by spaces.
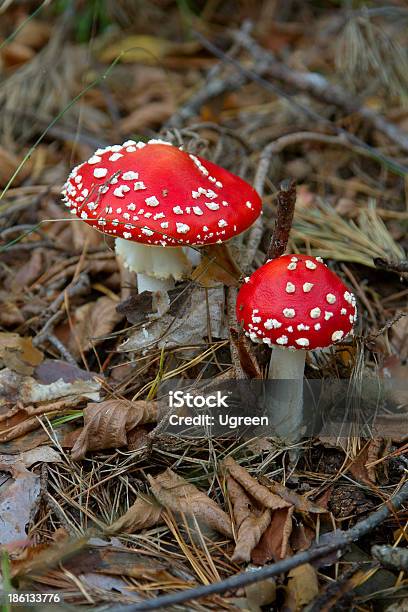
xmin=71 ymin=399 xmax=158 ymax=460
xmin=68 ymin=296 xmax=122 ymax=357
xmin=259 ymin=476 xmax=327 ymax=514
xmin=290 ymin=522 xmax=315 ymax=552
xmin=148 ymin=468 xmax=232 ymax=538
xmin=192 ymin=244 xmax=241 ymax=287
xmin=228 ymin=476 xmax=271 ymax=563
xmin=105 ymin=495 xmax=163 ymax=535
xmin=0 ymin=146 xmax=32 ymax=186
xmin=0 ymin=333 xmax=43 ymax=376
xmin=223 ymin=457 xmax=291 ymax=510
xmin=348 ymin=443 xmax=377 ymax=485
xmin=0 ymin=367 xmax=101 ymax=407
xmin=287 ymin=563 xmax=319 ymax=610
xmin=251 ymin=506 xmax=294 ymax=564
xmin=0 ymin=446 xmax=61 ymax=467
xmin=121 ymin=285 xmax=227 ymax=352
xmin=99 ymin=35 xmax=200 ymax=64
xmin=0 ymin=462 xmax=41 ymax=545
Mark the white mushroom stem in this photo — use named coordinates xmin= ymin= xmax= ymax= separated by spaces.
xmin=115 ymin=238 xmax=194 ymax=293
xmin=265 ymin=347 xmax=306 ymax=442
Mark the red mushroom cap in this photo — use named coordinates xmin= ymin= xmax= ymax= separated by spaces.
xmin=236 ymin=254 xmax=357 ymax=350
xmin=62 ymin=139 xmax=262 ymax=247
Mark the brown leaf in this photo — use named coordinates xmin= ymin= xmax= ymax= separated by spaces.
xmin=290 ymin=522 xmax=315 ymax=553
xmin=68 ymin=296 xmax=121 ymax=357
xmin=99 ymin=35 xmax=200 ymax=64
xmin=259 ymin=476 xmax=327 ymax=514
xmin=12 ymin=249 xmax=44 ymax=291
xmin=228 ymin=476 xmax=271 ymax=563
xmin=348 ymin=443 xmax=377 ymax=485
xmin=71 ymin=399 xmax=157 ymax=460
xmin=0 ymin=292 xmax=24 ymax=327
xmin=251 ymin=506 xmax=294 ymax=565
xmin=148 ymin=468 xmax=233 ymax=538
xmin=0 ymin=333 xmax=43 ymax=376
xmin=192 ymin=244 xmax=241 ymax=287
xmin=105 ymin=495 xmax=163 ymax=535
xmin=222 ymin=457 xmax=291 ymax=510
xmin=0 ymin=462 xmax=41 ymax=545
xmin=120 ymin=100 xmax=175 ymax=133
xmin=287 ymin=563 xmax=319 ymax=610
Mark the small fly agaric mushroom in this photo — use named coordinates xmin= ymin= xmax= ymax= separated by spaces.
xmin=236 ymin=254 xmax=357 ymax=439
xmin=62 ymin=139 xmax=262 ymax=293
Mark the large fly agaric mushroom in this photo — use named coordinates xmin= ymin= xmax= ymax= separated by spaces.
xmin=236 ymin=254 xmax=357 ymax=439
xmin=62 ymin=139 xmax=262 ymax=293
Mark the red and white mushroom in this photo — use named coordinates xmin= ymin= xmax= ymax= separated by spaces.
xmin=236 ymin=254 xmax=357 ymax=438
xmin=62 ymin=139 xmax=262 ymax=293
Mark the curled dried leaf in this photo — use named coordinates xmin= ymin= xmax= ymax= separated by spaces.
xmin=71 ymin=399 xmax=157 ymax=460
xmin=105 ymin=495 xmax=163 ymax=535
xmin=223 ymin=457 xmax=290 ymax=510
xmin=251 ymin=506 xmax=294 ymax=565
xmin=228 ymin=476 xmax=272 ymax=563
xmin=148 ymin=468 xmax=232 ymax=538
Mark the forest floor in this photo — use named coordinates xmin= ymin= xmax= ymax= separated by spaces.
xmin=0 ymin=1 xmax=407 ymax=610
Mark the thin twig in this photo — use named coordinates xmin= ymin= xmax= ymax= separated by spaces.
xmin=110 ymin=480 xmax=408 ymax=611
xmin=266 ymin=179 xmax=296 ymax=261
xmin=374 ymin=257 xmax=408 ymax=275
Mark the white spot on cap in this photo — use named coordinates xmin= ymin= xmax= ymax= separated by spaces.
xmin=349 ymin=314 xmax=354 ymax=324
xmin=93 ymin=168 xmax=108 ymax=179
xmin=141 ymin=227 xmax=154 ymax=236
xmin=122 ymin=171 xmax=139 ymax=180
xmin=326 ymin=293 xmax=336 ymax=304
xmin=203 ymin=225 xmax=209 ymax=232
xmin=314 ymin=323 xmax=321 ymax=330
xmin=303 ymin=282 xmax=314 ymax=292
xmin=244 ymin=276 xmax=250 ymax=283
xmin=88 ymin=155 xmax=101 ymax=164
xmin=297 ymin=323 xmax=310 ymax=331
xmin=310 ymin=307 xmax=321 ymax=319
xmin=161 ymin=222 xmax=169 ymax=229
xmin=246 ymin=201 xmax=252 ymax=209
xmin=286 ymin=282 xmax=295 ymax=293
xmin=80 ymin=211 xmax=88 ymax=219
xmin=218 ymin=219 xmax=228 ymax=228
xmin=287 ymin=262 xmax=297 ymax=270
xmin=146 ymin=196 xmax=159 ymax=207
xmin=305 ymin=260 xmax=317 ymax=270
xmin=287 ymin=326 xmax=293 ymax=332
xmin=296 ymin=338 xmax=309 ymax=347
xmin=316 ymin=256 xmax=324 ymax=263
xmin=276 ymin=335 xmax=288 ymax=345
xmin=123 ymin=231 xmax=132 ymax=239
xmin=332 ymin=330 xmax=344 ymax=342
xmin=205 ymin=202 xmax=219 ymax=211
xmin=264 ymin=319 xmax=281 ymax=329
xmin=283 ymin=308 xmax=295 ymax=318
xmin=109 ymin=153 xmax=123 ymax=162
xmin=134 ymin=181 xmax=146 ymax=191
xmin=193 ymin=206 xmax=203 ymax=215
xmin=324 ymin=311 xmax=333 ymax=320
xmin=176 ymin=222 xmax=190 ymax=234
xmin=173 ymin=206 xmax=183 ymax=214
xmin=341 ymin=308 xmax=347 ymax=315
